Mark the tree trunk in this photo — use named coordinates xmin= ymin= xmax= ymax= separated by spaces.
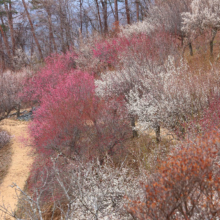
xmin=180 ymin=115 xmax=186 ymax=139
xmin=62 ymin=9 xmax=72 ymax=50
xmin=95 ymin=0 xmax=103 ymax=34
xmin=0 ymin=37 xmax=5 ymax=71
xmin=114 ymin=0 xmax=118 ymax=22
xmin=140 ymin=5 xmax=144 ymax=21
xmin=47 ymin=10 xmax=57 ymax=53
xmin=108 ymin=0 xmax=115 ymax=22
xmin=17 ymin=104 xmax=20 ymax=118
xmin=181 ymin=36 xmax=184 ymax=47
xmin=155 ymin=125 xmax=160 ymax=143
xmin=189 ymin=42 xmax=193 ymax=56
xmin=80 ymin=0 xmax=83 ymax=34
xmin=136 ymin=0 xmax=139 ymax=21
xmin=65 ymin=24 xmax=71 ymax=50
xmin=5 ymin=1 xmax=15 ymax=56
xmin=0 ymin=24 xmax=11 ymax=60
xmin=60 ymin=27 xmax=65 ymax=53
xmin=210 ymin=28 xmax=217 ymax=57
xmin=104 ymin=0 xmax=108 ymax=33
xmin=101 ymin=0 xmax=108 ymax=34
xmin=131 ymin=116 xmax=138 ymax=138
xmin=31 ymin=36 xmax=34 ymax=57
xmin=22 ymin=0 xmax=43 ymax=60
xmin=210 ymin=40 xmax=214 ymax=57
xmin=58 ymin=0 xmax=66 ymax=53
xmin=125 ymin=0 xmax=130 ymax=24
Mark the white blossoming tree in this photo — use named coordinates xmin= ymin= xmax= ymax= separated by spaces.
xmin=95 ymin=56 xmax=158 ymax=138
xmin=182 ymin=0 xmax=220 ymax=56
xmin=96 ymin=55 xmax=211 ymax=141
xmin=127 ymin=56 xmax=213 ymax=140
xmin=0 ymin=156 xmax=144 ymax=220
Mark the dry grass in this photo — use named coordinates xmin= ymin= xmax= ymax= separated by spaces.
xmin=184 ymin=32 xmax=220 ymax=72
xmin=119 ymin=128 xmax=178 ymax=174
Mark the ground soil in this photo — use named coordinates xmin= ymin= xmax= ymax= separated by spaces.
xmin=0 ymin=142 xmax=12 ymax=187
xmin=0 ymin=119 xmax=34 ymax=219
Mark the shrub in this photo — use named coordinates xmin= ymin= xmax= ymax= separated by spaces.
xmin=0 ymin=130 xmax=11 ymax=149
xmin=0 ymin=71 xmax=24 ymax=120
xmin=93 ymin=30 xmax=177 ymax=70
xmin=9 ymin=157 xmax=143 ymax=220
xmin=127 ymin=130 xmax=220 ymax=219
xmin=185 ymin=95 xmax=220 ymax=139
xmin=29 ymin=68 xmax=131 ymax=159
xmin=21 ymin=51 xmax=77 ymax=105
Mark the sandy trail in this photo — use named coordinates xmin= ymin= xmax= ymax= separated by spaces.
xmin=0 ymin=119 xmax=34 ymax=219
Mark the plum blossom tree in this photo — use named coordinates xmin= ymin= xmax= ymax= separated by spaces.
xmin=0 ymin=157 xmax=144 ymax=220
xmin=96 ymin=54 xmax=214 ymax=141
xmin=29 ymin=68 xmax=131 ymax=160
xmin=120 ymin=19 xmax=155 ymax=38
xmin=22 ymin=48 xmax=132 ymax=162
xmin=95 ymin=60 xmax=146 ymax=138
xmin=29 ymin=70 xmax=95 ymax=156
xmin=181 ymin=0 xmax=220 ymax=56
xmin=21 ymin=51 xmax=77 ymax=105
xmin=126 ymin=56 xmax=213 ymax=140
xmin=95 ymin=30 xmax=176 ymax=138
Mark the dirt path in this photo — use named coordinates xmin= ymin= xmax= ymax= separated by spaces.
xmin=0 ymin=119 xmax=34 ymax=219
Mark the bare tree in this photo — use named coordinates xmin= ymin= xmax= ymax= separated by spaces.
xmin=125 ymin=0 xmax=131 ymax=24
xmin=4 ymin=1 xmax=15 ymax=55
xmin=114 ymin=0 xmax=119 ymax=22
xmin=22 ymin=0 xmax=44 ymax=60
xmin=101 ymin=0 xmax=108 ymax=33
xmin=0 ymin=21 xmax=11 ymax=61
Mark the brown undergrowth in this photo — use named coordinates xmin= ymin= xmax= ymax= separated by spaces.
xmin=125 ymin=130 xmax=176 ymax=173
